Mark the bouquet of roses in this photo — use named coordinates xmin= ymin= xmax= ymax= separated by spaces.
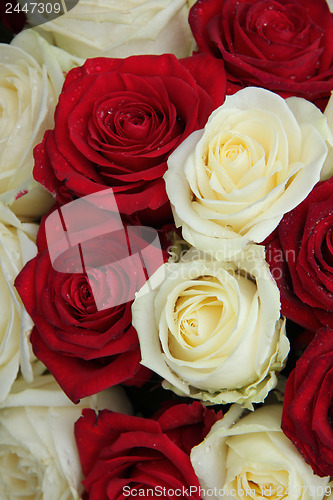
xmin=1 ymin=0 xmax=333 ymax=498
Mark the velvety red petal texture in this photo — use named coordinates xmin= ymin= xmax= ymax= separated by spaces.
xmin=282 ymin=328 xmax=333 ymax=476
xmin=33 ymin=54 xmax=226 ymax=226
xmin=75 ymin=403 xmax=219 ymax=499
xmin=30 ymin=327 xmax=148 ymax=403
xmin=153 ymin=401 xmax=223 ymax=455
xmin=265 ymin=179 xmax=333 ymax=333
xmin=15 ymin=204 xmax=171 ymax=402
xmin=189 ymin=0 xmax=333 ymax=103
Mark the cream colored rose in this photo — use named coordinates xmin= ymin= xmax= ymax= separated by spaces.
xmin=164 ymin=87 xmax=330 ymax=260
xmin=191 ymin=405 xmax=329 ymax=500
xmin=0 ymin=374 xmax=131 ymax=500
xmin=132 ymin=245 xmax=289 ymax=408
xmin=0 ymin=219 xmax=42 ymax=403
xmin=34 ymin=0 xmax=195 ymax=59
xmin=0 ymin=30 xmax=82 ymax=221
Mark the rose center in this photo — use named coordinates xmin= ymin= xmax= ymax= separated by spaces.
xmin=80 ymin=282 xmax=92 ymax=302
xmin=63 ymin=275 xmax=97 ymax=317
xmin=256 ymin=11 xmax=294 ymax=36
xmin=226 ymin=470 xmax=288 ymax=500
xmin=93 ymin=95 xmax=162 ymax=146
xmin=174 ymin=277 xmax=224 ymax=348
xmin=115 ymin=110 xmax=151 ymax=140
xmin=205 ymin=132 xmax=257 ymax=190
xmin=224 ymin=144 xmax=245 ymax=161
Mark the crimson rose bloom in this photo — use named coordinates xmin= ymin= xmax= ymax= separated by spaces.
xmin=282 ymin=327 xmax=333 ymax=477
xmin=15 ymin=204 xmax=168 ymax=403
xmin=265 ymin=178 xmax=333 ymax=332
xmin=75 ymin=402 xmax=221 ymax=499
xmin=33 ymin=54 xmax=226 ymax=226
xmin=189 ymin=0 xmax=333 ymax=104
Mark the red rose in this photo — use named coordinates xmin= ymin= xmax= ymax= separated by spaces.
xmin=152 ymin=401 xmax=222 ymax=455
xmin=265 ymin=178 xmax=333 ymax=332
xmin=282 ymin=327 xmax=333 ymax=477
xmin=33 ymin=54 xmax=226 ymax=226
xmin=75 ymin=401 xmax=220 ymax=499
xmin=15 ymin=198 xmax=169 ymax=403
xmin=189 ymin=0 xmax=333 ymax=105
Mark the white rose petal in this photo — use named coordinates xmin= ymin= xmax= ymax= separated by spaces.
xmin=165 ymin=87 xmax=329 ymax=260
xmin=0 ymin=374 xmax=131 ymax=500
xmin=34 ymin=0 xmax=195 ymax=59
xmin=132 ymin=245 xmax=289 ymax=408
xmin=191 ymin=405 xmax=329 ymax=500
xmin=0 ymin=222 xmax=39 ymax=402
xmin=0 ymin=31 xmax=82 ymax=220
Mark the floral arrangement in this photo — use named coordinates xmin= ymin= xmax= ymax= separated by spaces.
xmin=1 ymin=0 xmax=333 ymax=498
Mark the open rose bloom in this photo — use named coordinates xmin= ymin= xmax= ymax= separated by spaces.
xmin=33 ymin=52 xmax=226 ymax=225
xmin=191 ymin=405 xmax=330 ymax=500
xmin=132 ymin=246 xmax=289 ymax=408
xmin=165 ymin=87 xmax=332 ymax=259
xmin=74 ymin=401 xmax=220 ymax=499
xmin=189 ymin=0 xmax=333 ymax=106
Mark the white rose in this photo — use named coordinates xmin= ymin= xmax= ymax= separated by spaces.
xmin=0 ymin=374 xmax=131 ymax=500
xmin=34 ymin=0 xmax=195 ymax=59
xmin=132 ymin=245 xmax=289 ymax=408
xmin=0 ymin=220 xmax=42 ymax=403
xmin=191 ymin=405 xmax=330 ymax=500
xmin=164 ymin=87 xmax=330 ymax=260
xmin=0 ymin=30 xmax=82 ymax=221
